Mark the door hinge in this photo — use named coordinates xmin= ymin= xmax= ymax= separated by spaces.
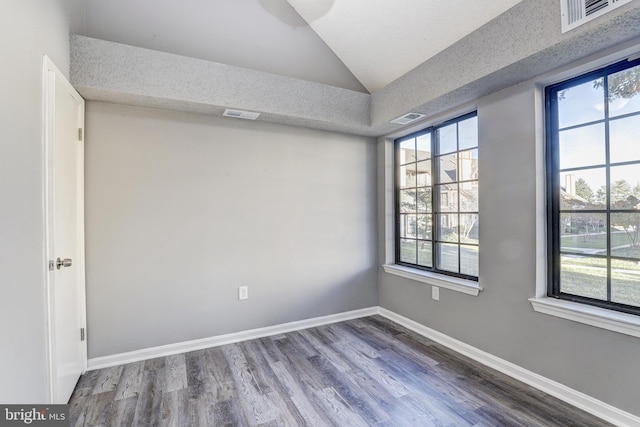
xmin=78 ymin=128 xmax=83 ymax=141
xmin=80 ymin=328 xmax=85 ymax=341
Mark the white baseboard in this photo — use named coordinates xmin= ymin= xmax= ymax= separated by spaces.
xmin=87 ymin=307 xmax=378 ymax=371
xmin=88 ymin=305 xmax=639 ymax=426
xmin=378 ymin=307 xmax=640 ymax=427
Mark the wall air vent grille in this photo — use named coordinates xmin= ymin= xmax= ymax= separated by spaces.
xmin=390 ymin=112 xmax=425 ymax=125
xmin=561 ymin=0 xmax=633 ymax=33
xmin=223 ymin=109 xmax=261 ymax=120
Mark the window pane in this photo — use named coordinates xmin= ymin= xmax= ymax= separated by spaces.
xmin=458 ymin=116 xmax=478 ymax=150
xmin=439 ymin=153 xmax=457 ymax=183
xmin=559 ymin=123 xmax=605 ymax=169
xmin=399 ymin=164 xmax=416 ymax=188
xmin=439 ymin=184 xmax=458 ymax=212
xmin=557 ymin=78 xmax=604 ymax=129
xmin=416 ymin=160 xmax=432 ymax=187
xmin=610 ymin=115 xmax=640 ymax=164
xmin=610 ymin=164 xmax=640 ymax=208
xmin=400 ymin=239 xmax=417 ymax=264
xmin=611 ymin=213 xmax=640 ymax=259
xmin=416 ymin=188 xmax=431 ymax=213
xmin=460 ymin=214 xmax=479 ymax=245
xmin=438 ymin=214 xmax=459 ymax=242
xmin=417 ymin=240 xmax=433 ymax=267
xmin=611 ymin=259 xmax=640 ymax=307
xmin=395 ymin=113 xmax=477 ymax=279
xmin=416 ymin=133 xmax=432 ymax=161
xmin=560 ymin=213 xmax=607 ymax=253
xmin=560 ymin=168 xmax=606 ymax=210
xmin=398 ymin=139 xmax=416 ymax=164
xmin=437 ymin=123 xmax=457 ymax=154
xmin=417 ymin=214 xmax=432 ymax=240
xmin=560 ymin=255 xmax=607 ymax=300
xmin=460 ymin=182 xmax=478 ymax=212
xmin=549 ymin=61 xmax=640 ymax=312
xmin=460 ymin=245 xmax=478 ymax=276
xmin=459 ymin=149 xmax=478 ymax=181
xmin=608 ymin=64 xmax=640 ymax=118
xmin=437 ymin=243 xmax=459 ymax=273
xmin=399 ymin=214 xmax=417 ymax=238
xmin=399 ymin=189 xmax=416 ymax=213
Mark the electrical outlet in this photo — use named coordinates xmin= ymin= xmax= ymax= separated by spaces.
xmin=238 ymin=286 xmax=249 ymax=300
xmin=432 ymin=286 xmax=440 ymax=301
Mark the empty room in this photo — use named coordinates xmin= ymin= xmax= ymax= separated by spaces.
xmin=2 ymin=0 xmax=640 ymax=425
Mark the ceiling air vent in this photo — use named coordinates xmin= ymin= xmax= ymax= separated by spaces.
xmin=390 ymin=112 xmax=425 ymax=125
xmin=561 ymin=0 xmax=634 ymax=33
xmin=223 ymin=109 xmax=261 ymax=120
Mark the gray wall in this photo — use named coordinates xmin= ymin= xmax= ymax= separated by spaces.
xmin=378 ymin=81 xmax=640 ymax=416
xmin=84 ymin=102 xmax=378 ymax=358
xmin=0 ymin=0 xmax=81 ymax=403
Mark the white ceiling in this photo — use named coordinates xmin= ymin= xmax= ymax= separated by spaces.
xmin=79 ymin=0 xmax=523 ymax=94
xmin=81 ymin=0 xmax=367 ymax=92
xmin=288 ymin=0 xmax=524 ymax=93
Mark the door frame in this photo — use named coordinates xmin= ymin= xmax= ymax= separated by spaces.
xmin=43 ymin=55 xmax=87 ymax=403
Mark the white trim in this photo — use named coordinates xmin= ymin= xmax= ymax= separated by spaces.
xmin=382 ymin=264 xmax=481 ymax=296
xmin=533 ymin=82 xmax=548 ymax=300
xmin=529 ymin=297 xmax=640 ymax=339
xmin=43 ymin=55 xmax=55 ymax=405
xmin=379 ymin=108 xmax=482 ymax=295
xmin=377 ymin=308 xmax=640 ymax=427
xmin=379 ymin=136 xmax=396 ymax=266
xmin=87 ymin=307 xmax=378 ymax=370
xmin=532 ymin=44 xmax=640 ymax=340
xmin=43 ymin=55 xmax=87 ymax=404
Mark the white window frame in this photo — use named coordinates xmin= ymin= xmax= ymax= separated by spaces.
xmin=529 ymin=41 xmax=640 ymax=339
xmin=380 ymin=108 xmax=481 ymax=297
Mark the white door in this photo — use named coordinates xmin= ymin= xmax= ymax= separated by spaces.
xmin=43 ymin=56 xmax=87 ymax=404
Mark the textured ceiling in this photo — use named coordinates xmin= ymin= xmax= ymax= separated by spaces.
xmin=72 ymin=0 xmax=640 ymax=136
xmin=79 ymin=0 xmax=524 ymax=94
xmin=288 ymin=0 xmax=524 ymax=93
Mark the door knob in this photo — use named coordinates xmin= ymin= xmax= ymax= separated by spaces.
xmin=56 ymin=257 xmax=72 ymax=270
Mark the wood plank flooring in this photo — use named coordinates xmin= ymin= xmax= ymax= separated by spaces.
xmin=69 ymin=316 xmax=611 ymax=426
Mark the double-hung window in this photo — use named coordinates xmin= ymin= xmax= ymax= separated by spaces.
xmin=395 ymin=112 xmax=479 ymax=280
xmin=546 ymin=58 xmax=640 ymax=315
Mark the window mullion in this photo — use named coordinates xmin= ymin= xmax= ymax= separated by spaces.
xmin=546 ymin=88 xmax=560 ymax=296
xmin=432 ymin=129 xmax=439 ymax=272
xmin=604 ymin=74 xmax=612 ymax=302
xmin=457 ymin=123 xmax=462 ymax=275
xmin=394 ymin=146 xmax=401 ymax=265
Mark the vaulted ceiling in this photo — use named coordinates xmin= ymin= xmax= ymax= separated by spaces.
xmin=71 ymin=0 xmax=640 ymax=137
xmin=78 ymin=0 xmax=523 ymax=94
xmin=287 ymin=0 xmax=523 ymax=93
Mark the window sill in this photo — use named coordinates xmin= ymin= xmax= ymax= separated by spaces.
xmin=382 ymin=264 xmax=481 ymax=296
xmin=529 ymin=297 xmax=640 ymax=339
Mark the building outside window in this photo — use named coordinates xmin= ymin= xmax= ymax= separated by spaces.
xmin=546 ymin=58 xmax=640 ymax=315
xmin=395 ymin=112 xmax=478 ymax=280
